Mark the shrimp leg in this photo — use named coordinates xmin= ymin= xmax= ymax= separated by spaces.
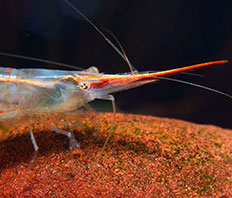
xmin=45 ymin=122 xmax=80 ymax=150
xmin=21 ymin=127 xmax=39 ymax=186
xmin=29 ymin=128 xmax=39 ymax=164
xmin=96 ymin=95 xmax=116 ymax=162
xmin=41 ymin=103 xmax=100 ymax=150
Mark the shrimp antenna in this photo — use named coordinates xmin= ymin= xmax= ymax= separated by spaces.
xmin=101 ymin=28 xmax=138 ymax=74
xmin=155 ymin=76 xmax=232 ymax=99
xmin=0 ymin=52 xmax=83 ymax=70
xmin=64 ymin=0 xmax=136 ymax=74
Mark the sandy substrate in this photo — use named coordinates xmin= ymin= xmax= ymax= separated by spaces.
xmin=0 ymin=113 xmax=231 ymax=197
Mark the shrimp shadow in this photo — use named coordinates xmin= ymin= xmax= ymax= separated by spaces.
xmin=0 ymin=127 xmax=106 ymax=171
xmin=0 ymin=124 xmax=163 ymax=172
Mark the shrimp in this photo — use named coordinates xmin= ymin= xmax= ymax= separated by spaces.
xmin=0 ymin=0 xmax=232 ymax=181
xmin=0 ymin=60 xmax=230 ymax=159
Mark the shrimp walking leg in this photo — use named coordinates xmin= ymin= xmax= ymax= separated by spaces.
xmin=21 ymin=128 xmax=39 ymax=186
xmin=96 ymin=95 xmax=116 ymax=162
xmin=45 ymin=123 xmax=80 ymax=149
xmin=29 ymin=129 xmax=39 ymax=163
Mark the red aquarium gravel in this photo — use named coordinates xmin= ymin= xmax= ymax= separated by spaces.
xmin=0 ymin=113 xmax=231 ymax=197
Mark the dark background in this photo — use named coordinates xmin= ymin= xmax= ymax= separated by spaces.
xmin=0 ymin=0 xmax=231 ymax=128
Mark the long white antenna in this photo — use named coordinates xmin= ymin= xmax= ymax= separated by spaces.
xmin=0 ymin=52 xmax=83 ymax=70
xmin=156 ymin=76 xmax=232 ymax=99
xmin=64 ymin=0 xmax=136 ymax=74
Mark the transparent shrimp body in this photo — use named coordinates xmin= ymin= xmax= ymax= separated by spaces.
xmin=0 ymin=61 xmax=229 ymax=122
xmin=0 ymin=67 xmax=91 ymax=119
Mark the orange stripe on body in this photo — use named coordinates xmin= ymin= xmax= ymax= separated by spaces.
xmin=0 ymin=110 xmax=13 ymax=114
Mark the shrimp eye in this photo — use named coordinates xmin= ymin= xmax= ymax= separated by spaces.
xmin=79 ymin=81 xmax=90 ymax=90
